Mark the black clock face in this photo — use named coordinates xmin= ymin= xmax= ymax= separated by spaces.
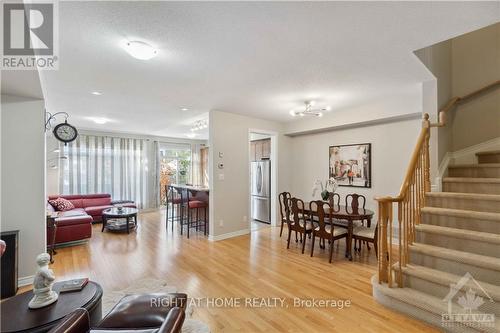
xmin=53 ymin=123 xmax=78 ymax=143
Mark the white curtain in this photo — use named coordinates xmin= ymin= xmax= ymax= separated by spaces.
xmin=191 ymin=143 xmax=202 ymax=186
xmin=60 ymin=134 xmax=153 ymax=209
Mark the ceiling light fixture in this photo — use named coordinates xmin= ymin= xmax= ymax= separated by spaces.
xmin=91 ymin=91 xmax=102 ymax=96
xmin=123 ymin=40 xmax=158 ymax=60
xmin=181 ymin=108 xmax=189 ymax=111
xmin=290 ymin=101 xmax=330 ymax=117
xmin=191 ymin=119 xmax=208 ymax=132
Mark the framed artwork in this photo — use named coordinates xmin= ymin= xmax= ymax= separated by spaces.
xmin=329 ymin=143 xmax=371 ymax=188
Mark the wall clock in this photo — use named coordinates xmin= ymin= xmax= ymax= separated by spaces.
xmin=53 ymin=121 xmax=78 ymax=145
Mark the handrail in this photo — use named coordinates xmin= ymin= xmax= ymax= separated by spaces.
xmin=376 ymin=79 xmax=500 ymax=287
xmin=431 ymin=80 xmax=500 ymax=127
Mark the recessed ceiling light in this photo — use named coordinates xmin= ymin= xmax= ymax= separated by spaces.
xmin=181 ymin=108 xmax=189 ymax=111
xmin=86 ymin=117 xmax=110 ymax=125
xmin=123 ymin=41 xmax=158 ymax=60
xmin=91 ymin=91 xmax=102 ymax=96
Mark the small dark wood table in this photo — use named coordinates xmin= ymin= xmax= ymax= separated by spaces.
xmin=304 ymin=203 xmax=374 ymax=261
xmin=102 ymin=207 xmax=138 ymax=234
xmin=0 ymin=281 xmax=103 ymax=333
xmin=46 ymin=215 xmax=57 ymax=263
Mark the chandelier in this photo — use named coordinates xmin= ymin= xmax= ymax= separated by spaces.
xmin=191 ymin=119 xmax=208 ymax=131
xmin=290 ymin=101 xmax=330 ymax=117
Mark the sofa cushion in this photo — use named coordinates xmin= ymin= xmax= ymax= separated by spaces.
xmin=83 ymin=197 xmax=112 ymax=208
xmin=57 ymin=208 xmax=87 ymax=217
xmin=84 ymin=205 xmax=113 ymax=216
xmin=49 ymin=198 xmax=75 ymax=211
xmin=55 ymin=214 xmax=93 ymax=227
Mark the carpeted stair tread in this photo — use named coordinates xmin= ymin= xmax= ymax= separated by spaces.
xmin=415 ymin=224 xmax=500 ymax=244
xmin=372 ymin=276 xmax=500 ymax=332
xmin=421 ymin=207 xmax=500 ymax=222
xmin=426 ymin=192 xmax=500 ymax=201
xmin=443 ymin=177 xmax=500 ymax=184
xmin=410 ymin=243 xmax=500 ymax=272
xmin=477 ymin=151 xmax=500 ymax=156
xmin=449 ymin=163 xmax=500 ymax=169
xmin=399 ymin=264 xmax=500 ymax=302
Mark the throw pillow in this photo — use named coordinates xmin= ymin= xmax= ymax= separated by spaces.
xmin=48 ymin=197 xmax=75 ymax=211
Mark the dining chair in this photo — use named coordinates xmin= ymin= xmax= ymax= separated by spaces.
xmin=309 ymin=200 xmax=348 ymax=263
xmin=165 ymin=185 xmax=187 ymax=232
xmin=278 ymin=192 xmax=291 ymax=237
xmin=346 ymin=193 xmax=369 ymax=250
xmin=287 ymin=197 xmax=313 ymax=254
xmin=353 ymin=223 xmax=378 ymax=257
xmin=186 ymin=189 xmax=208 ymax=238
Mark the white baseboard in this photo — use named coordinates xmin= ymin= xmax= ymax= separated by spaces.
xmin=18 ymin=275 xmax=34 ymax=287
xmin=208 ymin=228 xmax=250 ymax=241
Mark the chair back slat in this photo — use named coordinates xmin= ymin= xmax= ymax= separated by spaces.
xmin=278 ymin=192 xmax=291 ymax=222
xmin=309 ymin=200 xmax=334 ymax=238
xmin=288 ymin=197 xmax=307 ymax=232
xmin=345 ymin=193 xmax=366 ymax=214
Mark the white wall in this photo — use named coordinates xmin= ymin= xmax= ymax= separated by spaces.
xmin=209 ymin=110 xmax=291 ymax=239
xmin=1 ymin=94 xmax=46 ymax=281
xmin=289 ymin=117 xmax=422 ymax=216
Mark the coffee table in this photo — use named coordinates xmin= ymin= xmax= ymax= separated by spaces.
xmin=0 ymin=281 xmax=102 ymax=333
xmin=102 ymin=207 xmax=138 ymax=234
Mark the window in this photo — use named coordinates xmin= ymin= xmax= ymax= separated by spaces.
xmin=159 ymin=144 xmax=192 ymax=205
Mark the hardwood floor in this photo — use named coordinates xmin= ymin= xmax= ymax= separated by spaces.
xmin=48 ymin=209 xmax=437 ymax=332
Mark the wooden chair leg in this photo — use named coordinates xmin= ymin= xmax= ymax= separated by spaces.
xmin=310 ymin=234 xmax=316 ymax=257
xmin=374 ymin=240 xmax=378 ymax=257
xmin=301 ymin=233 xmax=307 ymax=254
xmin=280 ymin=221 xmax=284 ymax=237
xmin=287 ymin=229 xmax=292 ymax=249
xmin=329 ymin=239 xmax=335 ymax=263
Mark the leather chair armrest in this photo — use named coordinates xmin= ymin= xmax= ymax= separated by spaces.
xmin=157 ymin=307 xmax=185 ymax=333
xmin=48 ymin=308 xmax=90 ymax=333
xmin=98 ymin=293 xmax=188 ymax=329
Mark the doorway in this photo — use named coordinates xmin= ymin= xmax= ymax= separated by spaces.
xmin=248 ymin=131 xmax=277 ymax=231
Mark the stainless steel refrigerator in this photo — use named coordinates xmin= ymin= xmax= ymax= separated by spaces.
xmin=251 ymin=160 xmax=271 ymax=223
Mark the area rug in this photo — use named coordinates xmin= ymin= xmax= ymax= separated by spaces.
xmin=101 ymin=278 xmax=210 ymax=333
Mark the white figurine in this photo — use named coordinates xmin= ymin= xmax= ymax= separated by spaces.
xmin=29 ymin=253 xmax=58 ymax=309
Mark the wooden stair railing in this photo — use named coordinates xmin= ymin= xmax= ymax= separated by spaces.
xmin=376 ymin=80 xmax=500 ymax=287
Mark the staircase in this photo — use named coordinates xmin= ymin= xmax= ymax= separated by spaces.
xmin=373 ymin=151 xmax=500 ymax=332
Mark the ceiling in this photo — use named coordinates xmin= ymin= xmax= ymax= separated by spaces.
xmin=31 ymin=1 xmax=500 ymax=139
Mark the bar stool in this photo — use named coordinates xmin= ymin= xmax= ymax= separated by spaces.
xmin=186 ymin=189 xmax=208 ymax=238
xmin=165 ymin=185 xmax=187 ymax=232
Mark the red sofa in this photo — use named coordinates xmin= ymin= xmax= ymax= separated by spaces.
xmin=47 ymin=194 xmax=136 ymax=245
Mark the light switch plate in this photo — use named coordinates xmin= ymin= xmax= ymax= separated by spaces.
xmin=219 ymin=152 xmax=224 ymax=158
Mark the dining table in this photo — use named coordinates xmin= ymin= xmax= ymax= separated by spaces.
xmin=303 ymin=202 xmax=375 ymax=261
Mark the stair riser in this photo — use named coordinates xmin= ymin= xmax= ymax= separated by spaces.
xmin=443 ymin=182 xmax=500 ymax=195
xmin=415 ymin=230 xmax=500 ymax=258
xmin=402 ymin=274 xmax=500 ymax=316
xmin=426 ymin=196 xmax=500 ymax=213
xmin=409 ymin=250 xmax=500 ymax=285
xmin=449 ymin=167 xmax=500 ymax=178
xmin=422 ymin=212 xmax=500 ymax=234
xmin=478 ymin=154 xmax=500 ymax=164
